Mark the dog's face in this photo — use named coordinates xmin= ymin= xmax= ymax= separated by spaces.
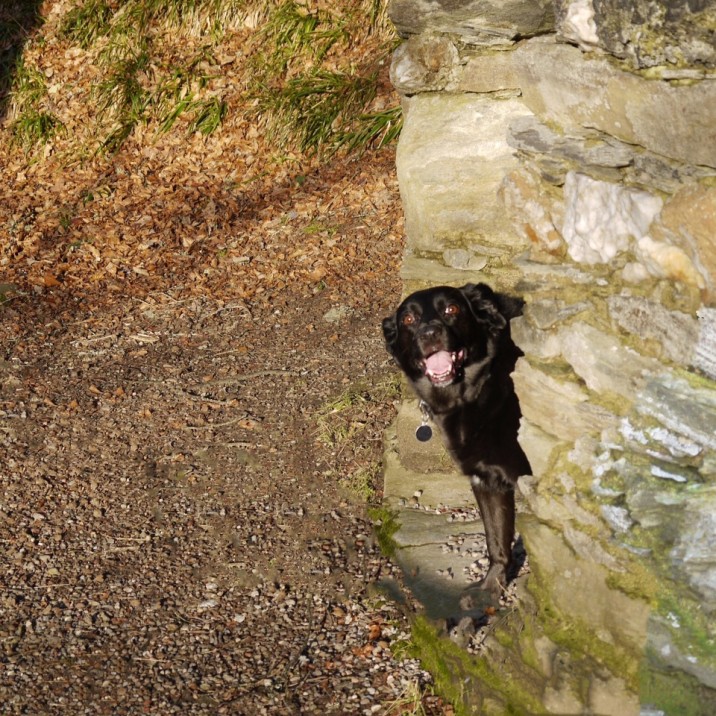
xmin=382 ymin=283 xmax=509 ymax=390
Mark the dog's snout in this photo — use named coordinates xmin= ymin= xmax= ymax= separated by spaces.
xmin=417 ymin=322 xmax=447 ymax=352
xmin=418 ymin=323 xmax=442 ymax=341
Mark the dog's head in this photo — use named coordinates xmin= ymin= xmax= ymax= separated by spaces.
xmin=382 ymin=283 xmax=521 ymax=389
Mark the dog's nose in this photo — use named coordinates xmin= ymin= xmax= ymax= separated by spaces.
xmin=420 ymin=323 xmax=440 ymax=339
xmin=418 ymin=323 xmax=443 ymax=342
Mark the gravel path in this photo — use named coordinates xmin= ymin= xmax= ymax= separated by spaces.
xmin=1 ymin=282 xmax=449 ymax=714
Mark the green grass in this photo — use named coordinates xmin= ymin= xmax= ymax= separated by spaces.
xmin=8 ymin=59 xmax=64 ymax=150
xmin=8 ymin=0 xmax=401 ymax=155
xmin=259 ymin=68 xmax=379 ymax=153
xmin=248 ymin=0 xmax=401 ymax=155
xmin=60 ymin=0 xmax=113 ymax=48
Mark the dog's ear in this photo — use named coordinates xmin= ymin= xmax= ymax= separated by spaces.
xmin=382 ymin=314 xmax=399 ymax=355
xmin=459 ymin=283 xmax=507 ymax=333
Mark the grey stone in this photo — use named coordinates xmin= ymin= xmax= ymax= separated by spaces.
xmin=514 ymin=36 xmax=716 ymax=168
xmin=512 ymin=358 xmax=618 ymax=440
xmin=625 ymin=152 xmax=716 ymax=195
xmin=588 ymin=674 xmax=640 ymax=716
xmin=390 ymin=34 xmax=459 ymax=94
xmin=322 ymin=305 xmax=353 ymax=323
xmin=508 ymin=115 xmax=634 ymax=171
xmin=671 ymin=487 xmax=716 ymax=608
xmin=559 ymin=322 xmax=661 ymax=401
xmin=400 ymin=253 xmax=505 ymax=286
xmin=619 ymin=415 xmax=704 ymax=466
xmin=394 ymin=399 xmax=452 ymax=473
xmin=601 ymin=504 xmax=634 ymax=533
xmin=455 ymin=50 xmax=522 ymax=94
xmin=649 ymin=184 xmax=716 ymax=302
xmin=608 ymin=295 xmax=698 ymax=365
xmin=694 ymin=308 xmax=716 ymax=380
xmin=636 ymin=373 xmax=716 ymax=455
xmin=442 ymin=248 xmax=488 ymax=271
xmin=391 ymin=508 xmax=482 ymax=548
xmin=648 ymin=615 xmax=716 ymax=689
xmin=525 ymin=297 xmax=591 ymax=329
xmin=522 ymin=518 xmax=650 ymax=649
xmin=383 ymin=424 xmax=473 ymax=510
xmin=511 ymin=316 xmax=564 ymax=359
xmin=389 ymin=0 xmax=554 ymax=44
xmin=589 ymin=0 xmax=716 ymax=70
xmin=517 ymin=420 xmax=564 ymax=478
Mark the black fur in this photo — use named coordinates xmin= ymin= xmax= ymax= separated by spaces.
xmin=382 ymin=283 xmax=531 ymax=601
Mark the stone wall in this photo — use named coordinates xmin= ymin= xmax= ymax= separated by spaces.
xmin=385 ymin=0 xmax=716 ymax=713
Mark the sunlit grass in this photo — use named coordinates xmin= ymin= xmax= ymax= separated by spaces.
xmin=10 ymin=0 xmax=401 ymax=155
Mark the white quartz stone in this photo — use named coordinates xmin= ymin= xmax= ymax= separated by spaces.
xmin=562 ymin=172 xmax=663 ymax=265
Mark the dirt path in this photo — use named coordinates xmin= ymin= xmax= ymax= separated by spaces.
xmin=0 ymin=151 xmax=450 ymax=714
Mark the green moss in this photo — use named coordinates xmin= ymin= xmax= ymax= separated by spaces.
xmin=605 ymin=565 xmax=659 ymax=605
xmin=409 ymin=616 xmax=547 ymax=715
xmin=656 ymin=591 xmax=716 ymax=668
xmin=640 ymin=657 xmax=716 ymax=716
xmin=368 ymin=506 xmax=400 ymax=558
xmin=526 ymin=561 xmax=642 ymax=691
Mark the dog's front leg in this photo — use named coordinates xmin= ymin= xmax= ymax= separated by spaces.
xmin=469 ymin=473 xmax=515 ymax=603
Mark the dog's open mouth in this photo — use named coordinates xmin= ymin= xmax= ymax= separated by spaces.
xmin=421 ymin=349 xmax=465 ymax=385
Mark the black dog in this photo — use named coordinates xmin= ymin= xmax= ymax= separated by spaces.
xmin=382 ymin=283 xmax=531 ymax=602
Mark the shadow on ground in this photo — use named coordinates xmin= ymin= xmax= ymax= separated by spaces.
xmin=0 ymin=0 xmax=43 ymax=118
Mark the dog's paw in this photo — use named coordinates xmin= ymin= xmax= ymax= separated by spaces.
xmin=461 ymin=565 xmax=507 ymax=607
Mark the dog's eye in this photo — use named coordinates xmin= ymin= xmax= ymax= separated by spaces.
xmin=444 ymin=304 xmax=460 ymax=317
xmin=401 ymin=312 xmax=416 ymax=326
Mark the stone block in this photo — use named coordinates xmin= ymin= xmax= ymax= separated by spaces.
xmin=514 ymin=36 xmax=716 ymax=168
xmin=522 ymin=518 xmax=650 ymax=649
xmin=397 ymin=93 xmax=531 ymax=252
xmin=511 ymin=316 xmax=563 ymax=359
xmin=588 ymin=674 xmax=640 ymax=716
xmin=671 ymin=487 xmax=716 ymax=608
xmin=562 ymin=172 xmax=662 ymax=265
xmin=650 ymin=184 xmax=716 ymax=302
xmin=456 ymin=50 xmax=522 ymax=94
xmin=607 ymin=294 xmax=699 ymax=365
xmin=695 ymin=308 xmax=716 ymax=380
xmin=389 ymin=0 xmax=554 ymax=44
xmin=390 ymin=34 xmax=459 ymax=94
xmin=517 ymin=418 xmax=565 ymax=478
xmin=512 ymin=358 xmax=618 ymax=440
xmin=383 ymin=424 xmax=472 ymax=510
xmin=394 ymin=399 xmax=453 ymax=473
xmin=554 ymin=0 xmax=716 ymax=70
xmin=559 ymin=321 xmax=662 ymax=401
xmin=499 ymin=168 xmax=565 ymax=259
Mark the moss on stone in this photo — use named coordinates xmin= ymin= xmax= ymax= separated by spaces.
xmin=368 ymin=506 xmax=401 ymax=558
xmin=409 ymin=616 xmax=548 ymax=715
xmin=526 ymin=560 xmax=642 ymax=691
xmin=656 ymin=591 xmax=716 ymax=670
xmin=640 ymin=656 xmax=716 ymax=716
xmin=605 ymin=564 xmax=659 ymax=605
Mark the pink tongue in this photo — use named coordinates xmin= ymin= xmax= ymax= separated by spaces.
xmin=425 ymin=351 xmax=452 ymax=376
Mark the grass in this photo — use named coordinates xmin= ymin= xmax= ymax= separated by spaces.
xmin=383 ymin=678 xmax=435 ymax=716
xmin=258 ymin=68 xmax=379 ymax=153
xmin=60 ymin=0 xmax=113 ymax=48
xmin=248 ymin=0 xmax=401 ymax=155
xmin=8 ymin=0 xmax=401 ymax=156
xmin=252 ymin=0 xmax=346 ymax=79
xmin=8 ymin=59 xmax=64 ymax=149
